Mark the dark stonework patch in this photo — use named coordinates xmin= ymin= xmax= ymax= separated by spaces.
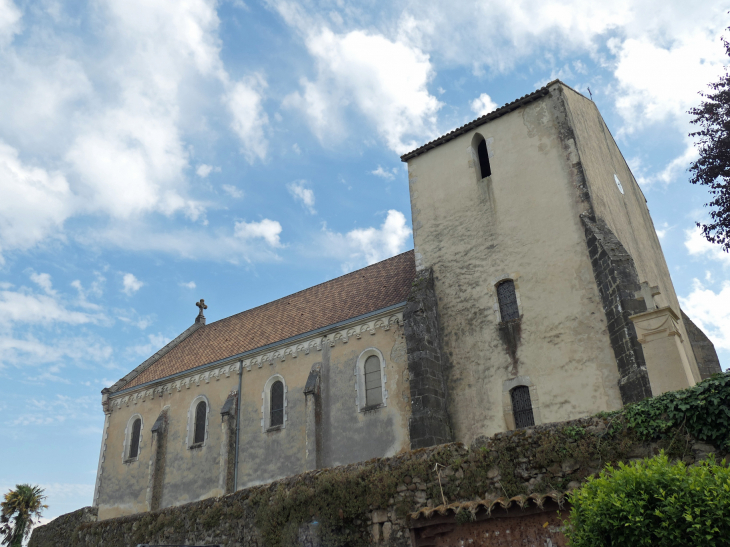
xmin=681 ymin=310 xmax=722 ymax=379
xmin=220 ymin=392 xmax=238 ymax=494
xmin=498 ymin=319 xmax=521 ymax=375
xmin=582 ymin=216 xmax=653 ymax=404
xmin=403 ymin=268 xmax=453 ymax=449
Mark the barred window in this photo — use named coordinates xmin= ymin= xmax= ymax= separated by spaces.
xmin=193 ymin=401 xmax=207 ymax=444
xmin=270 ymin=380 xmax=284 ymax=427
xmin=511 ymin=386 xmax=535 ymax=429
xmin=497 ymin=279 xmax=519 ymax=321
xmin=129 ymin=418 xmax=141 ymax=459
xmin=364 ymin=355 xmax=383 ymax=407
xmin=477 ymin=138 xmax=491 ymax=178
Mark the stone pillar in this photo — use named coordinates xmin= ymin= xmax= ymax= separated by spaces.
xmin=146 ymin=408 xmax=168 ymax=512
xmin=404 ymin=268 xmax=453 ymax=449
xmin=303 ymin=363 xmax=322 ymax=471
xmin=630 ymin=306 xmax=697 ymax=395
xmin=219 ymin=392 xmax=238 ymax=494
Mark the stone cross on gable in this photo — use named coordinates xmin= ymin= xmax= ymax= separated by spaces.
xmin=637 ymin=282 xmax=661 ymax=312
xmin=195 ymin=299 xmax=207 ymax=324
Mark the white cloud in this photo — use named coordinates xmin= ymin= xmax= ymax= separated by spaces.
xmin=282 ymin=25 xmax=441 ymax=154
xmin=470 ymin=93 xmax=498 ymax=117
xmin=121 ymin=273 xmax=144 ymax=296
xmin=292 ymin=143 xmax=301 ymax=155
xmin=225 ymin=75 xmax=269 ymax=163
xmin=371 ymin=166 xmax=396 ymax=180
xmin=180 ymin=281 xmax=196 ymax=289
xmin=222 ymin=184 xmax=243 ymax=198
xmin=679 ymin=278 xmax=730 ymax=354
xmin=0 ymin=334 xmax=113 ymax=370
xmin=684 ymin=227 xmax=730 ymax=267
xmin=196 ymin=164 xmax=220 ymax=178
xmin=234 ymin=218 xmax=283 ymax=247
xmin=0 ymin=142 xmax=74 ymax=262
xmin=0 ymin=289 xmax=101 ymax=327
xmin=655 ymin=222 xmax=670 ymax=240
xmin=321 ymin=209 xmax=412 ymax=269
xmin=287 ymin=181 xmax=316 ymax=214
xmin=29 ymin=272 xmax=55 ymax=296
xmin=0 ymin=0 xmax=22 ymax=48
xmin=129 ymin=332 xmax=172 ymax=357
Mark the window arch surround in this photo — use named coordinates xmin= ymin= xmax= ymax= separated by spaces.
xmin=492 ymin=274 xmax=523 ymax=322
xmin=355 ymin=348 xmax=388 ymax=412
xmin=502 ymin=376 xmax=542 ymax=430
xmin=187 ymin=395 xmax=210 ymax=448
xmin=123 ymin=413 xmax=143 ymax=462
xmin=471 ymin=132 xmax=493 ymax=180
xmin=262 ymin=374 xmax=288 ymax=432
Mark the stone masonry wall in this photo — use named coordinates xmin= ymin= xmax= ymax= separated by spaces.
xmin=403 ymin=268 xmax=452 ymax=449
xmin=30 ymin=415 xmax=721 ymax=547
xmin=582 ymin=216 xmax=653 ymax=404
xmin=681 ymin=309 xmax=722 ymax=379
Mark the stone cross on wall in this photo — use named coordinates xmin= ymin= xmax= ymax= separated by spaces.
xmin=637 ymin=282 xmax=661 ymax=312
xmin=195 ymin=299 xmax=207 ymax=324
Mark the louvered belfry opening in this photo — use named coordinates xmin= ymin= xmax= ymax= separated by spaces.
xmin=497 ymin=279 xmax=519 ymax=321
xmin=129 ymin=418 xmax=141 ymax=459
xmin=270 ymin=380 xmax=284 ymax=427
xmin=364 ymin=355 xmax=383 ymax=407
xmin=194 ymin=401 xmax=206 ymax=444
xmin=511 ymin=386 xmax=535 ymax=429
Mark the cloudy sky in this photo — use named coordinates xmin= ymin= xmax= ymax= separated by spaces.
xmin=0 ymin=0 xmax=728 ymax=521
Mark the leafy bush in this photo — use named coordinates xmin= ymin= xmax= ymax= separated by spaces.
xmin=613 ymin=371 xmax=730 ymax=450
xmin=565 ymin=453 xmax=730 ymax=547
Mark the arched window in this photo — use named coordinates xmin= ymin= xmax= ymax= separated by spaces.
xmin=270 ymin=380 xmax=284 ymax=427
xmin=510 ymin=386 xmax=535 ymax=429
xmin=355 ymin=349 xmax=387 ymax=411
xmin=364 ymin=355 xmax=383 ymax=407
xmin=193 ymin=400 xmax=207 ymax=444
xmin=129 ymin=417 xmax=141 ymax=459
xmin=477 ymin=138 xmax=491 ymax=178
xmin=497 ymin=279 xmax=519 ymax=321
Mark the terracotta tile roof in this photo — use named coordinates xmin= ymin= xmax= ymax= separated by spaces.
xmin=410 ymin=491 xmax=569 ymax=521
xmin=114 ymin=250 xmax=416 ymax=392
xmin=400 ymin=80 xmax=557 ymax=161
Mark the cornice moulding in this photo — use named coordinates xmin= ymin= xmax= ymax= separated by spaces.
xmin=107 ymin=307 xmax=404 ymax=412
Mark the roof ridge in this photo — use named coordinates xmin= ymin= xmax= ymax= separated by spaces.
xmin=400 ymin=79 xmax=565 ymax=161
xmin=205 ymin=249 xmax=415 ymax=327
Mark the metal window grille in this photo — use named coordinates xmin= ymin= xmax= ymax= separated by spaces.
xmin=270 ymin=381 xmax=284 ymax=427
xmin=129 ymin=418 xmax=141 ymax=459
xmin=364 ymin=355 xmax=383 ymax=407
xmin=497 ymin=280 xmax=519 ymax=321
xmin=511 ymin=386 xmax=535 ymax=429
xmin=193 ymin=401 xmax=206 ymax=444
xmin=477 ymin=139 xmax=491 ymax=178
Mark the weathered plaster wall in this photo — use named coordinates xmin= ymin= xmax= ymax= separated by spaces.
xmin=97 ymin=374 xmax=238 ymax=520
xmin=237 ymin=321 xmax=411 ymax=487
xmin=406 ymin=86 xmax=622 ymax=443
xmin=559 ymin=85 xmax=702 ymax=389
xmin=98 ymin=309 xmax=411 ymax=520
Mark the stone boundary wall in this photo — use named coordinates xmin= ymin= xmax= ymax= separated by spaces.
xmin=30 ymin=416 xmax=721 ymax=547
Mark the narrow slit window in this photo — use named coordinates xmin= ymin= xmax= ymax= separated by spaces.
xmin=477 ymin=139 xmax=491 ymax=178
xmin=193 ymin=401 xmax=206 ymax=444
xmin=511 ymin=386 xmax=535 ymax=429
xmin=270 ymin=380 xmax=284 ymax=427
xmin=497 ymin=279 xmax=519 ymax=321
xmin=364 ymin=355 xmax=383 ymax=407
xmin=129 ymin=418 xmax=141 ymax=459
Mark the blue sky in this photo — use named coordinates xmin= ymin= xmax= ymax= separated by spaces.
xmin=1 ymin=0 xmax=729 ymax=523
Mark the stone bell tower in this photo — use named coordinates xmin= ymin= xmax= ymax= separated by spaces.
xmin=400 ymin=80 xmax=707 ymax=444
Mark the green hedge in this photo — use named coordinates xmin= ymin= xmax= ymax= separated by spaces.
xmin=566 ymin=453 xmax=730 ymax=546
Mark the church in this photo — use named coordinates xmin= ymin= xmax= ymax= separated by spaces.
xmin=92 ymin=80 xmax=721 ymax=520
